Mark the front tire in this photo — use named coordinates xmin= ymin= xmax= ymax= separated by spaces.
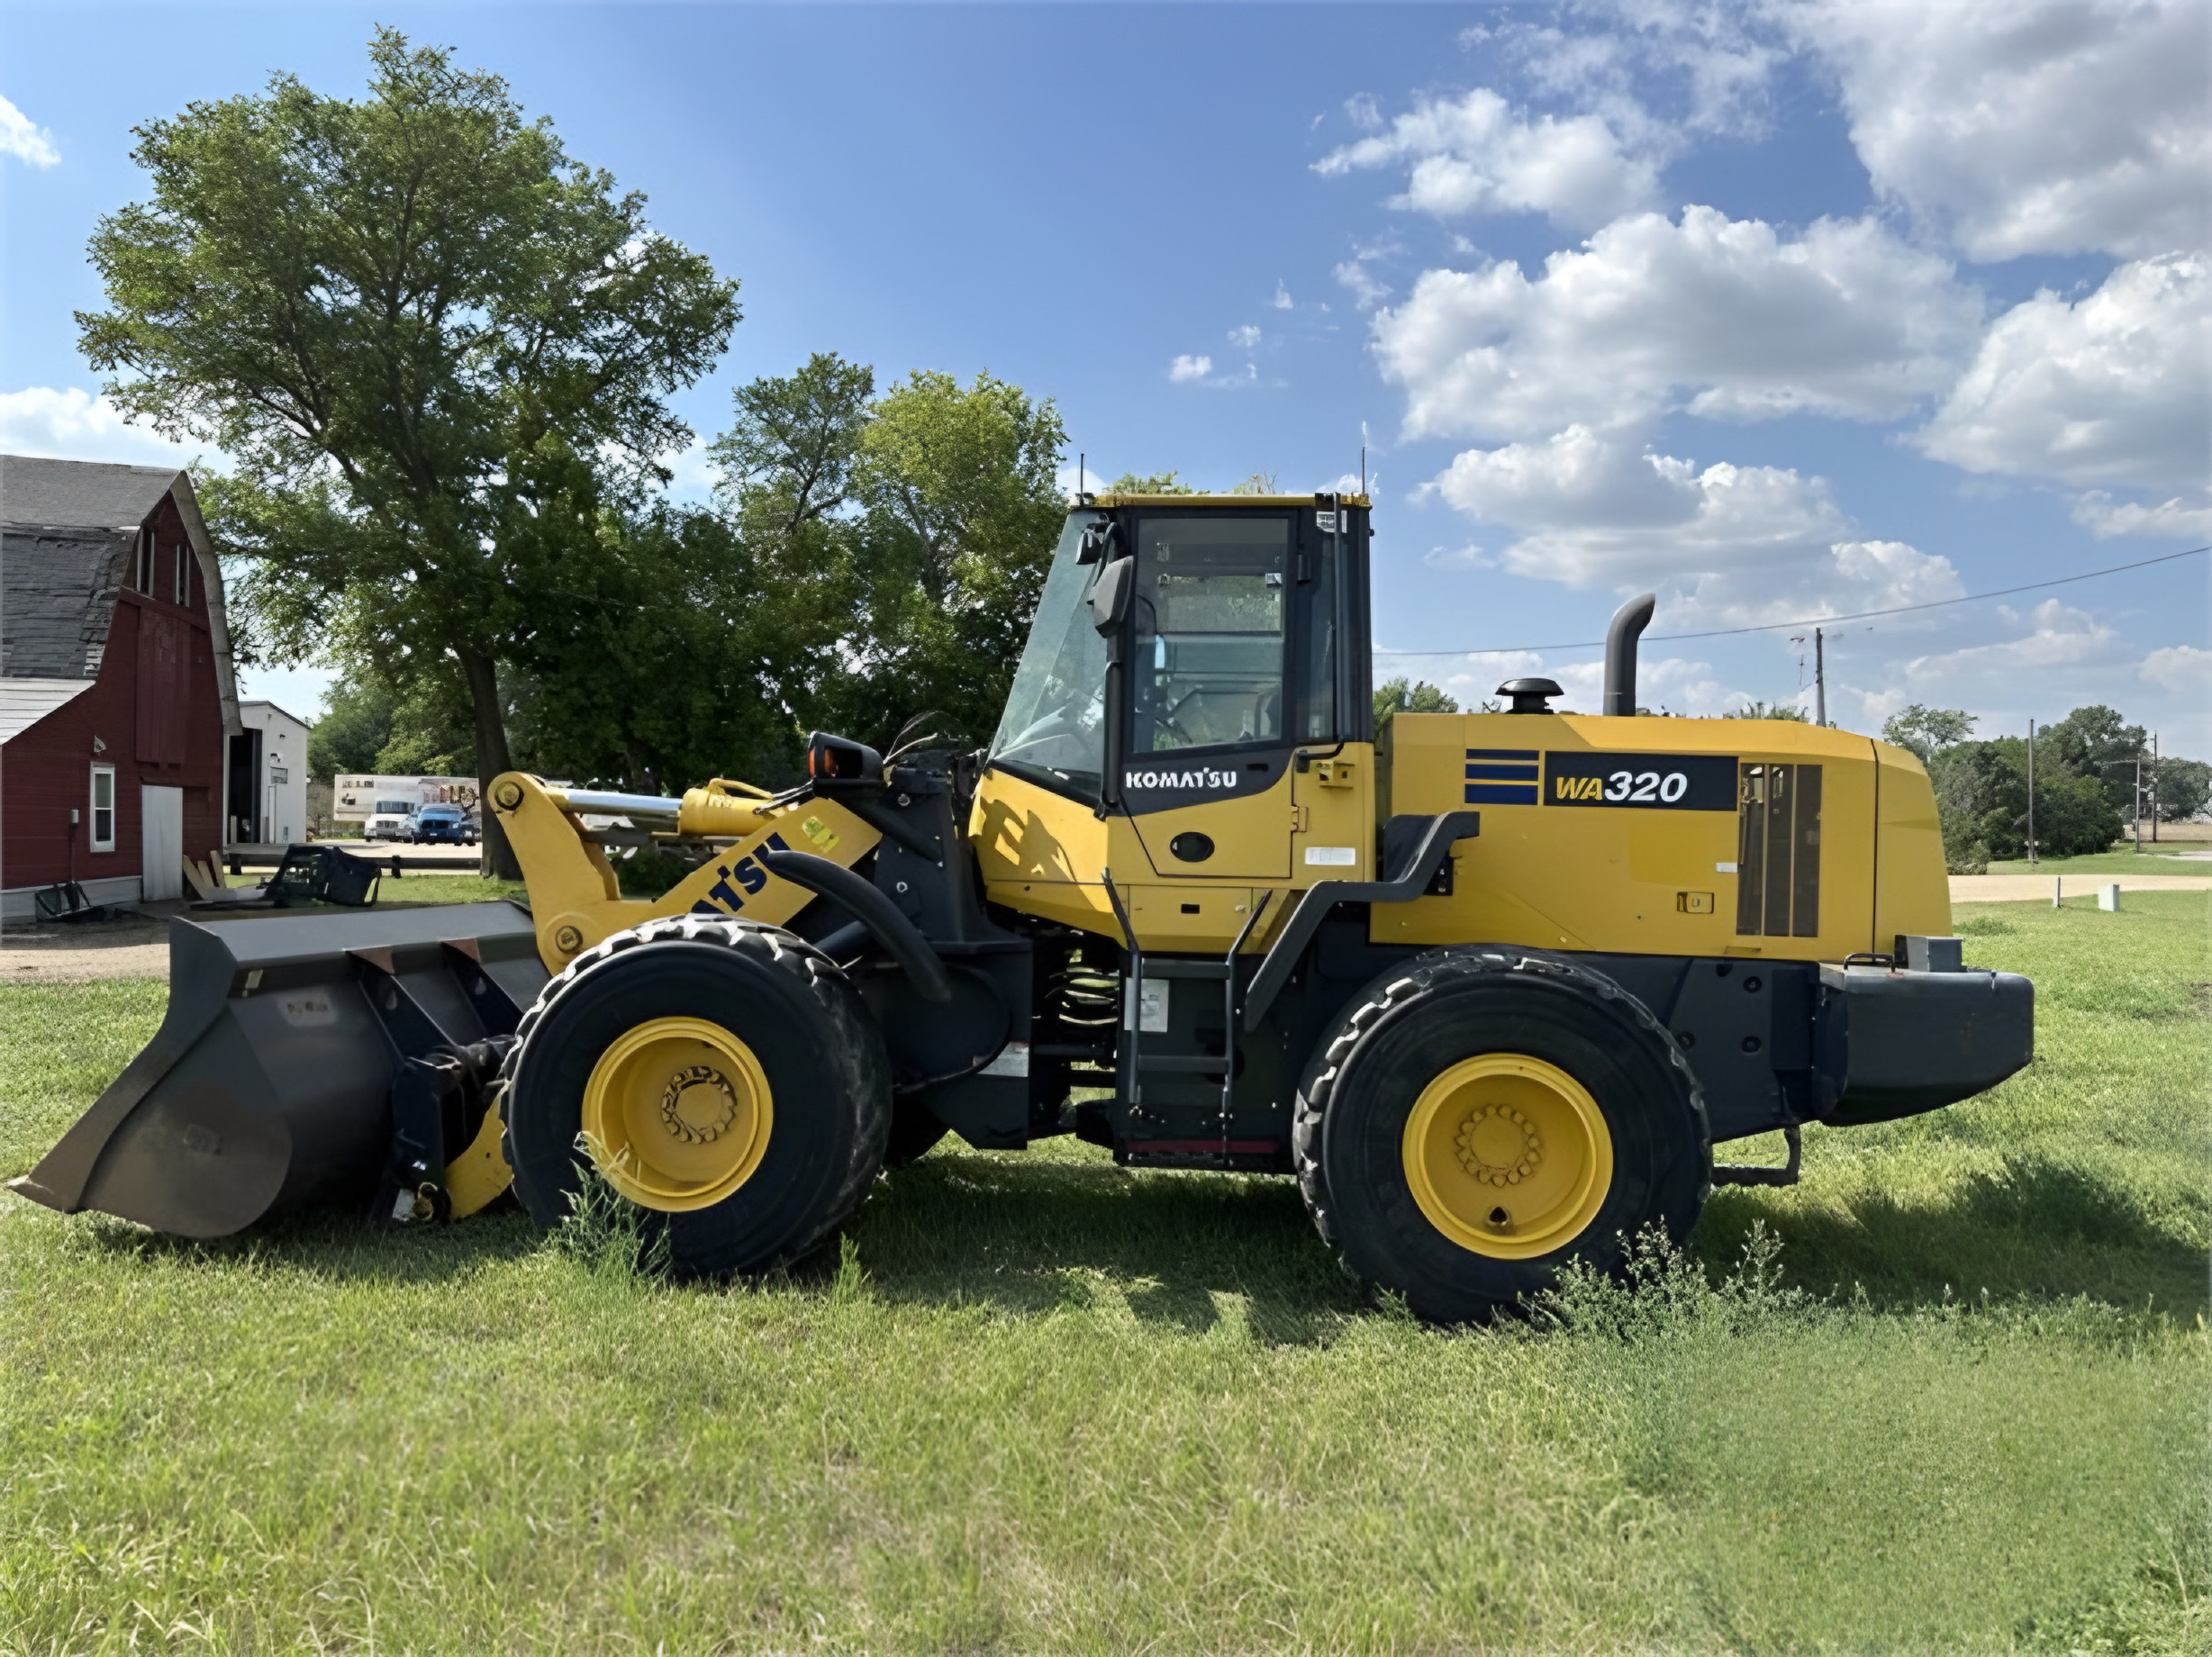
xmin=504 ymin=917 xmax=891 ymax=1276
xmin=1292 ymin=948 xmax=1710 ymax=1322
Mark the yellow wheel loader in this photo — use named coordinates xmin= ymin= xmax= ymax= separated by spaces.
xmin=12 ymin=494 xmax=2034 ymax=1318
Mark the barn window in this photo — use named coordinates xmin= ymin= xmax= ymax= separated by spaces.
xmin=135 ymin=526 xmax=156 ymax=593
xmin=174 ymin=542 xmax=190 ymax=605
xmin=89 ymin=765 xmax=116 ymax=852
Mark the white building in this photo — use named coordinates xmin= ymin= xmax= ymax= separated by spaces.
xmin=232 ymin=700 xmax=312 ymax=847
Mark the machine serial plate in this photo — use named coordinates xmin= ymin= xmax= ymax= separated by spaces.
xmin=1543 ymin=752 xmax=1736 ymax=810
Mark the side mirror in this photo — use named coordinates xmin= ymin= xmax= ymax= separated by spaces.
xmin=1089 ymin=557 xmax=1135 ymax=635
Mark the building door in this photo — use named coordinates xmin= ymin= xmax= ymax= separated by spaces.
xmin=227 ymin=729 xmax=261 ymax=843
xmin=141 ymin=785 xmax=183 ymax=901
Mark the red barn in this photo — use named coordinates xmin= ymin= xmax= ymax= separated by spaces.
xmin=2 ymin=456 xmax=242 ymax=920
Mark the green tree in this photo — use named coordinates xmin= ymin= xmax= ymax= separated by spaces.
xmin=78 ymin=31 xmax=739 ymax=874
xmin=502 ymin=502 xmax=847 ymax=794
xmin=1928 ymin=738 xmax=2121 ymax=863
xmin=2043 ymin=704 xmax=2148 ymax=811
xmin=1881 ymin=704 xmax=1976 ymax=762
xmin=1373 ymin=677 xmax=1460 ymax=729
xmin=305 ymin=677 xmax=396 ymax=781
xmin=304 ymin=670 xmax=475 ymax=783
xmin=710 ymin=360 xmax=1066 ymax=755
xmin=2153 ymin=756 xmax=2211 ymax=824
xmin=1723 ymin=701 xmax=1809 ymax=721
xmin=1105 ymin=471 xmax=1194 ymax=494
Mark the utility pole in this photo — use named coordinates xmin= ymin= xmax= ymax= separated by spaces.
xmin=1814 ymin=627 xmax=1827 ymax=727
xmin=2152 ymin=731 xmax=2160 ymax=843
xmin=2135 ymin=749 xmax=2144 ymax=852
xmin=2026 ymin=719 xmax=2036 ymax=865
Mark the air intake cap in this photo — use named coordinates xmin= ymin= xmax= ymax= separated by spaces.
xmin=1498 ymin=677 xmax=1563 ymax=714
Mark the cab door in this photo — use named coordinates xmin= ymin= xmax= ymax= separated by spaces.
xmin=1120 ymin=511 xmax=1295 ymax=880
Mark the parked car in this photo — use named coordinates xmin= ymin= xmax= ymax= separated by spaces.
xmin=412 ymin=804 xmax=476 ymax=846
xmin=364 ymin=799 xmax=420 ymax=843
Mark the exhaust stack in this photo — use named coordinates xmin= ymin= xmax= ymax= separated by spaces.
xmin=1602 ymin=593 xmax=1656 ymax=717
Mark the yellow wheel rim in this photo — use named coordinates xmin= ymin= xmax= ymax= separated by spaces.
xmin=1401 ymin=1053 xmax=1612 ymax=1260
xmin=580 ymin=1016 xmax=773 ymax=1212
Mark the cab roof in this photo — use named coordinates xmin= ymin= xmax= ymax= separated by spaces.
xmin=1077 ymin=493 xmax=1371 ymax=510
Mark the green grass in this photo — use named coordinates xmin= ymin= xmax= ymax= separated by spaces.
xmin=368 ymin=871 xmax=528 ymax=908
xmin=209 ymin=871 xmax=528 ymax=911
xmin=1 ymin=896 xmax=2205 ymax=1653
xmin=1986 ymin=847 xmax=2210 ymax=877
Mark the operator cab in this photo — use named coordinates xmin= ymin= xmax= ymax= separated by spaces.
xmin=986 ymin=493 xmax=1373 ymax=816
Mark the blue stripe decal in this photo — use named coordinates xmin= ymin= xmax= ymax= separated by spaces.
xmin=1466 ymin=747 xmax=1539 ymax=760
xmin=1465 ymin=763 xmax=1538 ymax=782
xmin=1464 ymin=783 xmax=1539 ymax=805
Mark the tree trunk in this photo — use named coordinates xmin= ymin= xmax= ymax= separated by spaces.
xmin=458 ymin=643 xmax=522 ymax=881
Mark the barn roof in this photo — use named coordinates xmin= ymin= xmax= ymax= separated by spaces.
xmin=0 ymin=528 xmax=130 ymax=679
xmin=1 ymin=455 xmax=243 ymax=738
xmin=1 ymin=456 xmax=181 ymax=533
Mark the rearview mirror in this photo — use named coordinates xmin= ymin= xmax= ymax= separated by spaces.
xmin=1089 ymin=557 xmax=1135 ymax=635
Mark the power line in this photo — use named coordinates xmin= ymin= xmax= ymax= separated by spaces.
xmin=1373 ymin=543 xmax=2212 ymax=660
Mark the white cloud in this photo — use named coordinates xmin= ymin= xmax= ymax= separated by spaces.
xmin=1780 ymin=0 xmax=2211 ymax=260
xmin=1412 ymin=649 xmax=1761 ymax=718
xmin=2071 ymin=493 xmax=2212 ymax=542
xmin=1853 ymin=684 xmax=1914 ymax=731
xmin=1918 ymin=254 xmax=2211 ymax=497
xmin=1373 ymin=207 xmax=1980 ymax=441
xmin=662 ymin=437 xmax=716 ymax=502
xmin=1165 ymin=356 xmax=1263 ymax=393
xmin=1270 ymin=281 xmax=1293 ymax=311
xmin=1899 ymin=599 xmax=2120 ymax=683
xmin=1500 ymin=6 xmax=1785 ymax=140
xmin=1334 ymin=256 xmax=1391 ymax=312
xmin=1426 ymin=422 xmax=1964 ymax=625
xmin=0 ymin=386 xmax=197 ymax=467
xmin=1228 ymin=324 xmax=1262 ymax=350
xmin=1056 ymin=457 xmax=1120 ymax=499
xmin=1315 ymin=87 xmax=1659 ymax=231
xmin=0 ymin=95 xmax=58 ymax=168
xmin=2140 ymin=645 xmax=2212 ymax=692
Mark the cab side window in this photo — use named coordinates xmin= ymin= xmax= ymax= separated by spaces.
xmin=1131 ymin=516 xmax=1287 ymax=754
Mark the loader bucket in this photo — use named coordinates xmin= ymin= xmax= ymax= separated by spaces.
xmin=6 ymin=902 xmax=548 ymax=1238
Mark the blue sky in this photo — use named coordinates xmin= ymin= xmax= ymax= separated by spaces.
xmin=4 ymin=2 xmax=2206 ymax=754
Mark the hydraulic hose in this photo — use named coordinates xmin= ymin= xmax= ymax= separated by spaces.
xmin=758 ymin=850 xmax=953 ymax=1002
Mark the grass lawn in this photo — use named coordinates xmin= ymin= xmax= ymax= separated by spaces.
xmin=1985 ymin=847 xmax=2209 ymax=878
xmin=1 ymin=896 xmax=2205 ymax=1653
xmin=367 ymin=871 xmax=529 ymax=907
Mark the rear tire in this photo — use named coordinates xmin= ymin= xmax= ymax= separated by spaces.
xmin=504 ymin=916 xmax=891 ymax=1276
xmin=1292 ymin=948 xmax=1709 ymax=1322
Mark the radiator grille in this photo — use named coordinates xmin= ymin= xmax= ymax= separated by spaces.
xmin=1736 ymin=763 xmax=1822 ymax=937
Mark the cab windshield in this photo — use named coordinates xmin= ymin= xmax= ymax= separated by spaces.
xmin=987 ymin=513 xmax=1108 ymax=800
